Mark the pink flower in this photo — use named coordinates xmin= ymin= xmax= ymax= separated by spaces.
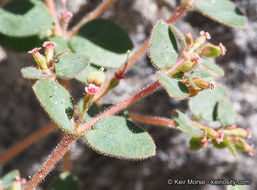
xmin=60 ymin=11 xmax=73 ymax=23
xmin=201 ymin=137 xmax=208 ymax=147
xmin=85 ymin=83 xmax=100 ymax=95
xmin=246 ymin=128 xmax=252 ymax=139
xmin=28 ymin=47 xmax=41 ymax=54
xmin=200 ymin=31 xmax=211 ymax=40
xmin=216 ymin=130 xmax=224 ymax=144
xmin=209 ymin=81 xmax=216 ymax=91
xmin=218 ymin=42 xmax=227 ymax=56
xmin=43 ymin=41 xmax=56 ymax=48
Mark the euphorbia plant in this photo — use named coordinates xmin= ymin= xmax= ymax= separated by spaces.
xmin=0 ymin=0 xmax=253 ymax=189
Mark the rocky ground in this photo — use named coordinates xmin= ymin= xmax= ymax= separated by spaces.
xmin=0 ymin=0 xmax=256 ymax=190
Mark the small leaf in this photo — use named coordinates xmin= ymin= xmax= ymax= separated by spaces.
xmin=149 ymin=20 xmax=178 ymax=70
xmin=55 ymin=53 xmax=90 ymax=79
xmin=193 ymin=0 xmax=247 ymax=28
xmin=191 ymin=70 xmax=213 ymax=82
xmin=85 ymin=116 xmax=156 ymax=160
xmin=212 ymin=139 xmax=227 ymax=149
xmin=200 ymin=58 xmax=224 ymax=75
xmin=69 ymin=19 xmax=134 ymax=68
xmin=49 ymin=36 xmax=71 ymax=53
xmin=189 ymin=137 xmax=203 ymax=151
xmin=227 ymin=185 xmax=246 ymax=190
xmin=48 ymin=172 xmax=80 ymax=190
xmin=189 ymin=84 xmax=227 ymax=121
xmin=223 ymin=136 xmax=237 ymax=156
xmin=1 ymin=170 xmax=19 ymax=189
xmin=169 ymin=24 xmax=187 ymax=50
xmin=173 ymin=110 xmax=204 ymax=137
xmin=75 ymin=64 xmax=103 ymax=84
xmin=158 ymin=72 xmax=189 ymax=98
xmin=33 ymin=80 xmax=74 ymax=133
xmin=0 ymin=0 xmax=54 ymax=37
xmin=21 ymin=67 xmax=54 ymax=80
xmin=217 ymin=98 xmax=236 ymax=126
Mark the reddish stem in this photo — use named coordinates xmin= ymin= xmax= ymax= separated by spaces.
xmin=0 ymin=123 xmax=56 ymax=164
xmin=95 ymin=5 xmax=187 ymax=101
xmin=24 ymin=135 xmax=75 ymax=190
xmin=129 ymin=113 xmax=175 ymax=128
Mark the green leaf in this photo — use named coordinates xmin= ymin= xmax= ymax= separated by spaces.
xmin=189 ymin=137 xmax=203 ymax=151
xmin=217 ymin=97 xmax=236 ymax=126
xmin=85 ymin=116 xmax=156 ymax=159
xmin=149 ymin=20 xmax=178 ymax=70
xmin=189 ymin=84 xmax=227 ymax=121
xmin=21 ymin=67 xmax=54 ymax=80
xmin=0 ymin=32 xmax=46 ymax=52
xmin=200 ymin=58 xmax=224 ymax=75
xmin=69 ymin=19 xmax=133 ymax=68
xmin=158 ymin=72 xmax=189 ymax=98
xmin=1 ymin=170 xmax=19 ymax=189
xmin=49 ymin=36 xmax=71 ymax=54
xmin=0 ymin=0 xmax=54 ymax=37
xmin=227 ymin=185 xmax=246 ymax=190
xmin=75 ymin=64 xmax=102 ymax=84
xmin=223 ymin=136 xmax=237 ymax=156
xmin=55 ymin=53 xmax=90 ymax=79
xmin=33 ymin=80 xmax=74 ymax=133
xmin=48 ymin=172 xmax=80 ymax=190
xmin=212 ymin=139 xmax=227 ymax=149
xmin=173 ymin=110 xmax=203 ymax=137
xmin=193 ymin=0 xmax=247 ymax=28
xmin=190 ymin=70 xmax=213 ymax=82
xmin=168 ymin=24 xmax=187 ymax=50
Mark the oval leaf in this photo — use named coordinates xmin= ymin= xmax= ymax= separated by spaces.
xmin=48 ymin=172 xmax=80 ymax=190
xmin=0 ymin=0 xmax=54 ymax=37
xmin=49 ymin=36 xmax=71 ymax=54
xmin=1 ymin=170 xmax=19 ymax=189
xmin=33 ymin=80 xmax=74 ymax=133
xmin=189 ymin=84 xmax=227 ymax=121
xmin=200 ymin=58 xmax=224 ymax=75
xmin=217 ymin=97 xmax=236 ymax=126
xmin=191 ymin=70 xmax=213 ymax=82
xmin=85 ymin=116 xmax=156 ymax=160
xmin=173 ymin=110 xmax=204 ymax=137
xmin=21 ymin=67 xmax=54 ymax=79
xmin=149 ymin=20 xmax=178 ymax=70
xmin=189 ymin=137 xmax=203 ymax=151
xmin=69 ymin=19 xmax=134 ymax=68
xmin=158 ymin=72 xmax=189 ymax=98
xmin=55 ymin=53 xmax=90 ymax=79
xmin=193 ymin=0 xmax=247 ymax=28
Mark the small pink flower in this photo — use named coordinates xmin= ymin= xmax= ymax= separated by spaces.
xmin=60 ymin=11 xmax=73 ymax=23
xmin=28 ymin=47 xmax=41 ymax=54
xmin=246 ymin=128 xmax=252 ymax=139
xmin=192 ymin=54 xmax=201 ymax=64
xmin=85 ymin=83 xmax=100 ymax=95
xmin=216 ymin=130 xmax=224 ymax=144
xmin=200 ymin=30 xmax=211 ymax=40
xmin=15 ymin=176 xmax=26 ymax=184
xmin=218 ymin=42 xmax=226 ymax=56
xmin=209 ymin=81 xmax=216 ymax=91
xmin=201 ymin=137 xmax=208 ymax=147
xmin=43 ymin=41 xmax=56 ymax=48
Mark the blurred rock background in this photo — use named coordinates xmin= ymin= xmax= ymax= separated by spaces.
xmin=0 ymin=0 xmax=256 ymax=190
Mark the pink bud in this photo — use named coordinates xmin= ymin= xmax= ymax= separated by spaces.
xmin=28 ymin=47 xmax=41 ymax=54
xmin=85 ymin=83 xmax=100 ymax=95
xmin=60 ymin=11 xmax=73 ymax=23
xmin=43 ymin=41 xmax=56 ymax=48
xmin=201 ymin=137 xmax=208 ymax=147
xmin=246 ymin=128 xmax=252 ymax=139
xmin=200 ymin=31 xmax=211 ymax=40
xmin=218 ymin=42 xmax=226 ymax=56
xmin=216 ymin=130 xmax=224 ymax=144
xmin=209 ymin=81 xmax=216 ymax=91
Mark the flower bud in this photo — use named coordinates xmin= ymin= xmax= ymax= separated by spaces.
xmin=200 ymin=31 xmax=211 ymax=40
xmin=199 ymin=43 xmax=220 ymax=57
xmin=87 ymin=70 xmax=106 ymax=87
xmin=43 ymin=41 xmax=56 ymax=65
xmin=28 ymin=47 xmax=48 ymax=70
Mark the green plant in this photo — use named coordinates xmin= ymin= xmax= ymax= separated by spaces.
xmin=0 ymin=0 xmax=253 ymax=189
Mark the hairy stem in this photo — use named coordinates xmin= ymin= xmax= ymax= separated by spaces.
xmin=129 ymin=113 xmax=175 ymax=128
xmin=69 ymin=0 xmax=117 ymax=37
xmin=61 ymin=133 xmax=71 ymax=172
xmin=0 ymin=123 xmax=55 ymax=164
xmin=95 ymin=4 xmax=187 ymax=102
xmin=24 ymin=135 xmax=75 ymax=190
xmin=45 ymin=0 xmax=63 ymax=35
